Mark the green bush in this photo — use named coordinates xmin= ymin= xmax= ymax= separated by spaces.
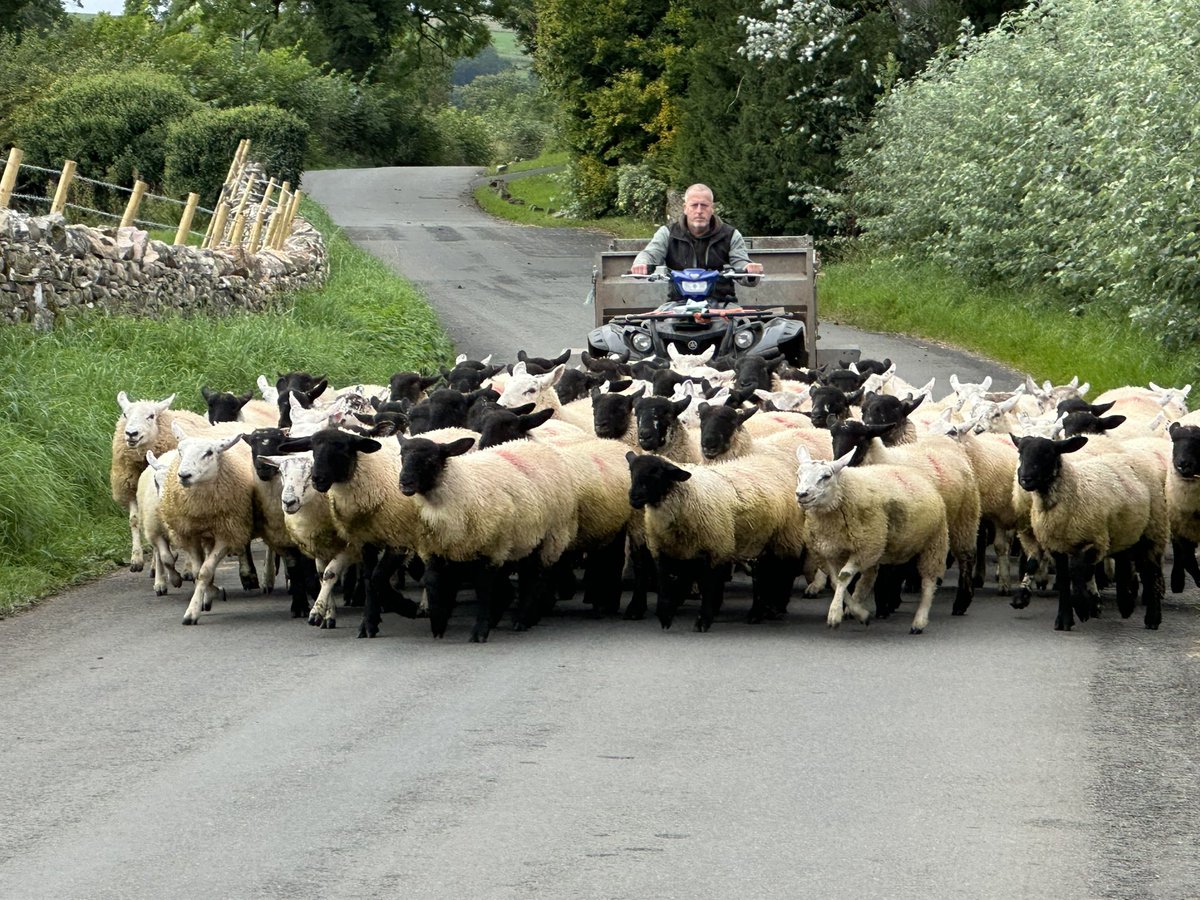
xmin=11 ymin=68 xmax=199 ymax=191
xmin=163 ymin=105 xmax=309 ymax=205
xmin=431 ymin=107 xmax=494 ymax=165
xmin=838 ymin=0 xmax=1200 ymax=345
xmin=616 ymin=163 xmax=667 ymax=221
xmin=562 ymin=154 xmax=618 ymax=218
xmin=453 ymin=69 xmax=555 ymax=163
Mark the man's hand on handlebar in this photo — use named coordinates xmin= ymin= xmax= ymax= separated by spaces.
xmin=745 ymin=262 xmax=764 ymax=275
xmin=630 ymin=263 xmax=650 ymax=275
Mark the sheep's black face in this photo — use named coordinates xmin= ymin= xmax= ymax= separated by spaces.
xmin=635 ymin=397 xmax=678 ymax=451
xmin=854 ymin=358 xmax=891 ymax=377
xmin=809 ymin=387 xmax=851 ymax=430
xmin=425 ymin=389 xmax=470 ymax=430
xmin=829 ymin=420 xmax=871 ymax=465
xmin=556 ymin=369 xmax=603 ymax=405
xmin=698 ymin=404 xmax=737 ymax=460
xmin=861 ymin=393 xmax=904 ymax=428
xmin=1170 ymin=424 xmax=1200 ymax=479
xmin=203 ymin=389 xmax=250 ymax=425
xmin=1015 ymin=436 xmax=1061 ymax=493
xmin=477 ymin=410 xmax=525 ymax=449
xmin=822 ymin=369 xmax=865 ymax=393
xmin=594 ymin=393 xmax=635 ymax=440
xmin=389 ymin=372 xmax=439 ymax=404
xmin=398 ymin=438 xmax=448 ymax=496
xmin=307 ymin=429 xmax=379 ymax=493
xmin=734 ymin=357 xmax=771 ymax=394
xmin=651 ymin=369 xmax=687 ymax=398
xmin=243 ymin=428 xmax=290 ymax=482
xmin=627 ymin=453 xmax=690 ymax=509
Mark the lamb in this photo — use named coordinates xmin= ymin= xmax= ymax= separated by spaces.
xmin=158 ymin=425 xmax=259 ymax=625
xmin=591 ymin=385 xmax=646 ymax=446
xmin=110 ymin=391 xmax=211 ymax=574
xmin=830 ymin=419 xmax=982 ymax=615
xmin=627 ymin=450 xmax=807 ymax=631
xmin=388 ymin=371 xmax=442 ymax=404
xmin=696 ymin=402 xmax=832 ymax=464
xmin=633 ymin=395 xmax=700 ymax=462
xmin=497 ymin=362 xmax=596 ymax=434
xmin=794 ymin=447 xmax=949 ymax=634
xmin=397 ymin=435 xmax=578 ymax=641
xmin=200 ymin=386 xmax=278 ymax=427
xmin=1011 ymin=435 xmax=1166 ymax=631
xmin=807 ymin=385 xmax=861 ymax=429
xmin=1092 ymin=383 xmax=1192 ymax=432
xmin=138 ymin=449 xmax=184 ymax=596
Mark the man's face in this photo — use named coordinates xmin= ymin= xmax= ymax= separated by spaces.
xmin=684 ymin=191 xmax=714 ymax=235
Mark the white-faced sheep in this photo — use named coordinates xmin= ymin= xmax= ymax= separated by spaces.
xmin=139 ymin=449 xmax=184 ymax=596
xmin=498 ymin=362 xmax=597 ymax=434
xmin=830 ymin=419 xmax=982 ymax=615
xmin=1011 ymin=435 xmax=1166 ymax=631
xmin=794 ymin=448 xmax=949 ymax=634
xmin=158 ymin=425 xmax=259 ymax=625
xmin=110 ymin=391 xmax=211 ymax=575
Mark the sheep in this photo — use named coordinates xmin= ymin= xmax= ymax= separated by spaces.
xmin=1024 ymin=375 xmax=1091 ymax=412
xmin=579 ymin=349 xmax=633 ymax=380
xmin=633 ymin=395 xmax=700 ymax=462
xmin=256 ymin=450 xmax=361 ymax=629
xmin=1092 ymin=383 xmax=1192 ymax=432
xmin=200 ymin=386 xmax=278 ymax=427
xmin=158 ymin=425 xmax=260 ymax=625
xmin=626 ymin=450 xmax=806 ymax=631
xmin=276 ymin=424 xmax=425 ymax=637
xmin=477 ymin=407 xmax=634 ymax=616
xmin=926 ymin=409 xmax=1021 ymax=595
xmin=110 ymin=391 xmax=211 ymax=575
xmin=388 ymin=371 xmax=441 ymax=404
xmin=1011 ymin=435 xmax=1166 ymax=631
xmin=794 ymin=447 xmax=949 ymax=634
xmin=556 ymin=369 xmax=607 ymax=405
xmin=592 ymin=385 xmax=646 ymax=446
xmin=138 ymin=449 xmax=184 ymax=596
xmin=830 ymin=419 xmax=982 ymax=615
xmin=807 ymin=385 xmax=861 ymax=430
xmin=859 ymin=391 xmax=923 ymax=445
xmin=497 ymin=362 xmax=596 ymax=434
xmin=397 ymin=434 xmax=578 ymax=640
xmin=1167 ymin=423 xmax=1200 ymax=593
xmin=696 ymin=402 xmax=831 ymax=465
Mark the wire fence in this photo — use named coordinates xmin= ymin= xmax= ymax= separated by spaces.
xmin=0 ymin=140 xmax=302 ymax=252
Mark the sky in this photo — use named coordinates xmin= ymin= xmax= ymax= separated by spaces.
xmin=73 ymin=0 xmax=128 ymax=14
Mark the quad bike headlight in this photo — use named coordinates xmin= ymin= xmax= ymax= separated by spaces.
xmin=631 ymin=332 xmax=653 ymax=353
xmin=733 ymin=328 xmax=756 ymax=349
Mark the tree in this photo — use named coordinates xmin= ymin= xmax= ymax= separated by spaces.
xmin=1 ymin=0 xmax=71 ymax=37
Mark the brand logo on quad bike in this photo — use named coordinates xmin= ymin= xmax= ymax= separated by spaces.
xmin=687 ymin=341 xmax=698 ymax=350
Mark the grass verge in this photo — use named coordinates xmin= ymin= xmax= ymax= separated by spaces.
xmin=0 ymin=198 xmax=454 ymax=618
xmin=819 ymin=255 xmax=1200 ymax=394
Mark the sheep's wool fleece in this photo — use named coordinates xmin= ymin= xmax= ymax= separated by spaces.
xmin=802 ymin=464 xmax=948 ymax=581
xmin=326 ymin=441 xmax=422 ymax=552
xmin=159 ymin=445 xmax=256 ymax=550
xmin=1029 ymin=454 xmax=1164 ymax=558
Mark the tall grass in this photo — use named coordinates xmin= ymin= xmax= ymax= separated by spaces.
xmin=0 ymin=199 xmax=454 ymax=617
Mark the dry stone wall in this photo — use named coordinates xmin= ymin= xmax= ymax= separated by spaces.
xmin=0 ymin=208 xmax=327 ymax=329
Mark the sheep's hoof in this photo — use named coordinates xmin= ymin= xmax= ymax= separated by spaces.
xmin=308 ymin=612 xmax=323 ymax=626
xmin=909 ymin=627 xmax=924 ymax=635
xmin=1054 ymin=617 xmax=1072 ymax=632
xmin=470 ymin=626 xmax=489 ymax=643
xmin=182 ymin=614 xmax=196 ymax=625
xmin=1010 ymin=588 xmax=1031 ymax=610
xmin=951 ymin=603 xmax=969 ymax=617
xmin=512 ymin=621 xmax=530 ymax=633
xmin=623 ymin=606 xmax=646 ymax=621
xmin=693 ymin=617 xmax=711 ymax=633
xmin=170 ymin=573 xmax=183 ymax=588
xmin=321 ymin=618 xmax=336 ymax=629
xmin=130 ymin=561 xmax=144 ymax=574
xmin=155 ymin=586 xmax=168 ymax=597
xmin=240 ymin=574 xmax=260 ymax=591
xmin=972 ymin=575 xmax=984 ymax=589
xmin=658 ymin=616 xmax=673 ymax=630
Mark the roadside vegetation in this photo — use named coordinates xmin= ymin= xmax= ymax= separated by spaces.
xmin=0 ymin=201 xmax=454 ymax=618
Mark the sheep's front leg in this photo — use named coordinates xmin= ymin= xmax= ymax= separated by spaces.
xmin=910 ymin=573 xmax=939 ymax=634
xmin=1052 ymin=551 xmax=1074 ymax=632
xmin=182 ymin=539 xmax=230 ymax=625
xmin=844 ymin=564 xmax=875 ymax=625
xmin=827 ymin=559 xmax=861 ymax=628
xmin=311 ymin=553 xmax=349 ymax=628
xmin=150 ymin=535 xmax=182 ymax=595
xmin=237 ymin=543 xmax=260 ymax=591
xmin=1170 ymin=537 xmax=1200 ymax=593
xmin=128 ymin=499 xmax=144 ymax=572
xmin=994 ymin=528 xmax=1014 ymax=596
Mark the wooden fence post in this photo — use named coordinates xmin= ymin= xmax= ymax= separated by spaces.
xmin=0 ymin=146 xmax=23 ymax=209
xmin=174 ymin=192 xmax=200 ymax=246
xmin=208 ymin=200 xmax=231 ymax=249
xmin=50 ymin=160 xmax=76 ymax=215
xmin=280 ymin=189 xmax=304 ymax=245
xmin=266 ymin=181 xmax=290 ymax=249
xmin=120 ymin=180 xmax=148 ymax=228
xmin=247 ymin=178 xmax=276 ymax=253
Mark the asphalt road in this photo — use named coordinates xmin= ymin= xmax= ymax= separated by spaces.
xmin=2 ymin=167 xmax=1199 ymax=899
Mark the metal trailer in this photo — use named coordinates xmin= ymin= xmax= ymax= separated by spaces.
xmin=587 ymin=235 xmax=858 ymax=367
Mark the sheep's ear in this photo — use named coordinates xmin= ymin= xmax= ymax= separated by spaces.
xmin=902 ymin=393 xmax=925 ymax=413
xmin=277 ymin=437 xmax=313 ymax=454
xmin=309 ymin=379 xmax=328 ymax=400
xmin=172 ymin=421 xmax=187 ymax=440
xmin=700 ymin=345 xmax=715 ymax=362
xmin=625 ymin=451 xmax=639 ymax=467
xmin=512 ymin=361 xmax=527 ymax=377
xmin=551 ymin=348 xmax=572 ymax=366
xmin=256 ymin=455 xmax=282 ymax=469
xmin=544 ymin=364 xmax=566 ymax=387
xmin=590 ymin=387 xmax=603 ymax=401
xmin=981 ymin=376 xmax=992 ymax=392
xmin=509 ymin=402 xmax=536 ymax=416
xmin=420 ymin=375 xmax=440 ymax=390
xmin=697 ymin=401 xmax=711 ymax=415
xmin=608 ymin=378 xmax=632 ymax=392
xmin=631 ymin=386 xmax=646 ymax=400
xmin=370 ymin=420 xmax=398 ymax=439
xmin=215 ymin=433 xmax=244 ymax=453
xmin=795 ymin=446 xmax=812 ymax=463
xmin=667 ymin=344 xmax=681 ymax=360
xmin=1058 ymin=435 xmax=1088 ymax=454
xmin=517 ymin=350 xmax=529 ymax=362
xmin=671 ymin=396 xmax=692 ymax=416
xmin=1170 ymin=421 xmax=1183 ymax=437
xmin=443 ymin=437 xmax=476 ymax=457
xmin=1009 ymin=433 xmax=1022 ymax=448
xmin=738 ymin=407 xmax=758 ymax=424
xmin=201 ymin=385 xmax=215 ymax=401
xmin=145 ymin=450 xmax=159 ymax=467
xmin=117 ymin=391 xmax=131 ymax=412
xmin=522 ymin=408 xmax=556 ymax=431
xmin=999 ymin=394 xmax=1022 ymax=413
xmin=1099 ymin=415 xmax=1126 ymax=431
xmin=156 ymin=393 xmax=176 ymax=412
xmin=846 ymin=388 xmax=865 ymax=406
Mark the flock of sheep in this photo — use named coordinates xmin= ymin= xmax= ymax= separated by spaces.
xmin=110 ymin=344 xmax=1200 ymax=640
